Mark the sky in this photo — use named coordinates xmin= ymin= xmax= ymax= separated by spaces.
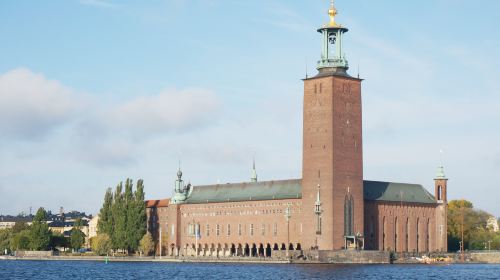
xmin=0 ymin=0 xmax=499 ymax=217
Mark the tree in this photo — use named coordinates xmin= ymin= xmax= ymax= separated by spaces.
xmin=98 ymin=188 xmax=114 ymax=236
xmin=112 ymin=182 xmax=127 ymax=251
xmin=91 ymin=234 xmax=112 ymax=256
xmin=70 ymin=218 xmax=85 ymax=251
xmin=0 ymin=229 xmax=12 ymax=254
xmin=448 ymin=199 xmax=498 ymax=251
xmin=29 ymin=208 xmax=51 ymax=250
xmin=11 ymin=230 xmax=31 ymax=250
xmin=98 ymin=178 xmax=148 ymax=254
xmin=124 ymin=178 xmax=134 ymax=252
xmin=126 ymin=179 xmax=147 ymax=253
xmin=51 ymin=232 xmax=69 ymax=251
xmin=138 ymin=232 xmax=154 ymax=256
xmin=12 ymin=222 xmax=29 ymax=234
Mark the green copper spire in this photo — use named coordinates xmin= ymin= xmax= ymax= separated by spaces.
xmin=435 ymin=150 xmax=447 ymax=179
xmin=435 ymin=166 xmax=447 ymax=180
xmin=251 ymin=158 xmax=258 ymax=183
xmin=317 ymin=0 xmax=349 ymax=74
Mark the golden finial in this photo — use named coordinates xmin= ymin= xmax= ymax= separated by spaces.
xmin=328 ymin=0 xmax=340 ymax=27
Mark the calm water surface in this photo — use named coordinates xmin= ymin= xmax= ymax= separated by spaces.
xmin=0 ymin=260 xmax=499 ymax=280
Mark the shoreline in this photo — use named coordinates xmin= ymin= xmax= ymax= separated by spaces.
xmin=1 ymin=255 xmax=497 ymax=265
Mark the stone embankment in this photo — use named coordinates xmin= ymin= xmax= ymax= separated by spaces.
xmin=2 ymin=250 xmax=499 ymax=264
xmin=393 ymin=251 xmax=500 ymax=264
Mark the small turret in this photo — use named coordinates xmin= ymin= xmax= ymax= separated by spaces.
xmin=317 ymin=0 xmax=349 ymax=75
xmin=434 ymin=165 xmax=448 ymax=203
xmin=434 ymin=163 xmax=449 ymax=252
xmin=171 ymin=166 xmax=191 ymax=204
xmin=250 ymin=158 xmax=258 ymax=183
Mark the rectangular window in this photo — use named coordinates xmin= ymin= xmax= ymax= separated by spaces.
xmin=227 ymin=224 xmax=231 ymax=236
xmin=250 ymin=224 xmax=254 ymax=236
xmin=238 ymin=224 xmax=242 ymax=236
xmin=188 ymin=224 xmax=194 ymax=236
xmin=216 ymin=224 xmax=220 ymax=236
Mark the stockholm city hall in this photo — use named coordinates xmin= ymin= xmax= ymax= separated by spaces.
xmin=146 ymin=2 xmax=449 ymax=258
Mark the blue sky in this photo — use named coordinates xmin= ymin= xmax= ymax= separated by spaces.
xmin=0 ymin=0 xmax=499 ymax=217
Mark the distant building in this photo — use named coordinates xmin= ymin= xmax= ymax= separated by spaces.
xmin=144 ymin=2 xmax=449 ymax=257
xmin=88 ymin=215 xmax=99 ymax=239
xmin=487 ymin=217 xmax=499 ymax=232
xmin=0 ymin=215 xmax=33 ymax=230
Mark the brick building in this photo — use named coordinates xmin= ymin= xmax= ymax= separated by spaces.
xmin=146 ymin=2 xmax=448 ymax=257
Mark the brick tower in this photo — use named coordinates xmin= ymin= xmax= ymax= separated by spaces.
xmin=434 ymin=165 xmax=448 ymax=252
xmin=302 ymin=1 xmax=364 ymax=250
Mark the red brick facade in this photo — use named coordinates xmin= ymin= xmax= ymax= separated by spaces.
xmin=145 ymin=71 xmax=447 ymax=256
xmin=145 ymin=5 xmax=448 ymax=256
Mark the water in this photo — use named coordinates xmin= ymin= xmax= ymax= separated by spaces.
xmin=0 ymin=261 xmax=499 ymax=280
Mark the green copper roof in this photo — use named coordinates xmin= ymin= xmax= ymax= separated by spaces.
xmin=363 ymin=181 xmax=436 ymax=204
xmin=185 ymin=179 xmax=302 ymax=204
xmin=183 ymin=179 xmax=436 ymax=205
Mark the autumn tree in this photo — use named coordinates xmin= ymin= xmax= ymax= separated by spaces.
xmin=138 ymin=232 xmax=154 ymax=256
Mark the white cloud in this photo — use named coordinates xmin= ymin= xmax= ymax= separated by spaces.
xmin=0 ymin=68 xmax=80 ymax=140
xmin=107 ymin=88 xmax=220 ymax=135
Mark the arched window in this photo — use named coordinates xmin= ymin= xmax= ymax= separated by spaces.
xmin=382 ymin=216 xmax=386 ymax=251
xmin=344 ymin=195 xmax=354 ymax=236
xmin=437 ymin=186 xmax=442 ymax=201
xmin=406 ymin=218 xmax=409 ymax=252
xmin=416 ymin=218 xmax=420 ymax=253
xmin=426 ymin=219 xmax=430 ymax=252
xmin=395 ymin=217 xmax=399 ymax=252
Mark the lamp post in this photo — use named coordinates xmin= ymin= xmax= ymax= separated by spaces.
xmin=159 ymin=226 xmax=162 ymax=259
xmin=284 ymin=205 xmax=291 ymax=258
xmin=488 ymin=240 xmax=492 ymax=251
xmin=460 ymin=207 xmax=465 ymax=262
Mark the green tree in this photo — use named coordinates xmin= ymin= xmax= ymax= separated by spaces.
xmin=133 ymin=179 xmax=147 ymax=251
xmin=12 ymin=222 xmax=29 ymax=233
xmin=11 ymin=230 xmax=31 ymax=250
xmin=51 ymin=232 xmax=69 ymax=251
xmin=70 ymin=218 xmax=86 ymax=251
xmin=98 ymin=188 xmax=114 ymax=236
xmin=138 ymin=232 xmax=154 ymax=256
xmin=124 ymin=178 xmax=134 ymax=252
xmin=0 ymin=229 xmax=12 ymax=254
xmin=29 ymin=208 xmax=51 ymax=250
xmin=97 ymin=178 xmax=147 ymax=254
xmin=91 ymin=234 xmax=112 ymax=256
xmin=112 ymin=182 xmax=127 ymax=251
xmin=125 ymin=179 xmax=147 ymax=253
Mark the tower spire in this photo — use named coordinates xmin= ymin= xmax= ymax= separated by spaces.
xmin=316 ymin=0 xmax=349 ymax=74
xmin=436 ymin=150 xmax=446 ymax=179
xmin=251 ymin=157 xmax=258 ymax=183
xmin=328 ymin=0 xmax=339 ymax=27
